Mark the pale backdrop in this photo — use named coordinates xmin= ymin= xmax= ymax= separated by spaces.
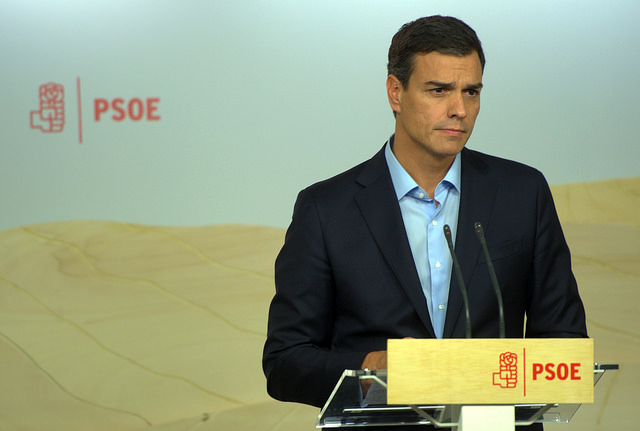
xmin=1 ymin=0 xmax=639 ymax=230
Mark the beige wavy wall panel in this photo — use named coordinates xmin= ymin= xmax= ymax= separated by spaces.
xmin=1 ymin=178 xmax=638 ymax=431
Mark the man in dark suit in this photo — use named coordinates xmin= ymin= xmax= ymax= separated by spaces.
xmin=262 ymin=15 xmax=587 ymax=427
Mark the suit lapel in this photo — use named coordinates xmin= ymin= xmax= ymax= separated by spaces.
xmin=354 ymin=147 xmax=436 ymax=337
xmin=443 ymin=148 xmax=500 ymax=338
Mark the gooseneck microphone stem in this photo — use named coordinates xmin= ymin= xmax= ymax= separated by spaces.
xmin=474 ymin=222 xmax=506 ymax=338
xmin=443 ymin=224 xmax=471 ymax=339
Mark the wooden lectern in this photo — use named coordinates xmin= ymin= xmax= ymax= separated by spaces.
xmin=316 ymin=338 xmax=617 ymax=430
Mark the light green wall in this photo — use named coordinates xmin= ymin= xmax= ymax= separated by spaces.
xmin=1 ymin=0 xmax=638 ymax=230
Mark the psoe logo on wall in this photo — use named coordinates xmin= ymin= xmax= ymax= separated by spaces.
xmin=29 ymin=78 xmax=161 ymax=144
xmin=30 ymin=82 xmax=65 ymax=133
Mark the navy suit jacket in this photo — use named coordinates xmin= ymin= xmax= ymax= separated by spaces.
xmin=263 ymin=145 xmax=587 ymax=409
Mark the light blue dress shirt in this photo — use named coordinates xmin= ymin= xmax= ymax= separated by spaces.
xmin=384 ymin=139 xmax=461 ymax=338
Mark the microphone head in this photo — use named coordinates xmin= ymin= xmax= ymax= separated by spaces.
xmin=443 ymin=224 xmax=451 ymax=236
xmin=474 ymin=222 xmax=488 ymax=245
xmin=474 ymin=221 xmax=484 ymax=236
xmin=442 ymin=224 xmax=455 ymax=252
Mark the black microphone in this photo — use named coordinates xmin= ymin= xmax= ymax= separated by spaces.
xmin=474 ymin=222 xmax=506 ymax=338
xmin=443 ymin=224 xmax=471 ymax=338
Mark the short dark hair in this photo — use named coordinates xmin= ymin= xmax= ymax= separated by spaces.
xmin=387 ymin=15 xmax=485 ymax=88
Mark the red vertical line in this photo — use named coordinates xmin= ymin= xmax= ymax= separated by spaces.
xmin=523 ymin=347 xmax=527 ymax=397
xmin=76 ymin=77 xmax=83 ymax=144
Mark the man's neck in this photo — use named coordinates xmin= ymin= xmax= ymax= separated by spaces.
xmin=392 ymin=139 xmax=456 ymax=199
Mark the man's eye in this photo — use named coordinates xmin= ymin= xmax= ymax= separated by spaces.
xmin=467 ymin=89 xmax=479 ymax=96
xmin=431 ymin=88 xmax=445 ymax=94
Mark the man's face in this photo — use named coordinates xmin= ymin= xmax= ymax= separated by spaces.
xmin=388 ymin=51 xmax=483 ymax=161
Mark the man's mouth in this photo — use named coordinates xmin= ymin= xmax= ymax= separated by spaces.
xmin=437 ymin=128 xmax=465 ymax=136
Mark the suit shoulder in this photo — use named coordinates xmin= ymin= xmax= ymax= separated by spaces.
xmin=463 ymin=148 xmax=545 ymax=181
xmin=300 ymin=148 xmax=386 ymax=199
xmin=306 ymin=159 xmax=368 ymax=191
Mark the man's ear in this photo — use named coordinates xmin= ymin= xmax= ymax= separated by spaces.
xmin=386 ymin=74 xmax=402 ymax=115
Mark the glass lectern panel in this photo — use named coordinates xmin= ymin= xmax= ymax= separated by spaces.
xmin=316 ymin=364 xmax=617 ymax=428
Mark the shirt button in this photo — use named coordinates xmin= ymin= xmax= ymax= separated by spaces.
xmin=418 ymin=192 xmax=425 ymax=199
xmin=435 ymin=262 xmax=441 ymax=269
xmin=432 ymin=220 xmax=438 ymax=226
xmin=438 ymin=304 xmax=445 ymax=310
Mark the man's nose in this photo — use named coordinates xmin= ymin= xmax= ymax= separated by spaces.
xmin=447 ymin=93 xmax=467 ymax=118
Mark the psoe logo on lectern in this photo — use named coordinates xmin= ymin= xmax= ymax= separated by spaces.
xmin=493 ymin=351 xmax=518 ymax=389
xmin=30 ymin=82 xmax=65 ymax=133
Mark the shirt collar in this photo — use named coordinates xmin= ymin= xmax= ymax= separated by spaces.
xmin=384 ymin=135 xmax=462 ymax=201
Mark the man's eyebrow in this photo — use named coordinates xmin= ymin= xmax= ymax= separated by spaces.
xmin=425 ymin=80 xmax=455 ymax=88
xmin=424 ymin=81 xmax=484 ymax=90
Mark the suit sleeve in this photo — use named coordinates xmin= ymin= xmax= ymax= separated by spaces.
xmin=525 ymin=173 xmax=588 ymax=338
xmin=262 ymin=188 xmax=368 ymax=408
